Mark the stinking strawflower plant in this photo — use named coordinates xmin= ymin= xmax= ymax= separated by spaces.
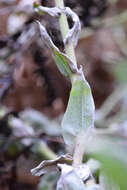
xmin=31 ymin=1 xmax=127 ymax=190
xmin=31 ymin=0 xmax=95 ymax=189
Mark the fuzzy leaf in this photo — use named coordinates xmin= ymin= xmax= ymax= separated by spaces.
xmin=31 ymin=154 xmax=73 ymax=176
xmin=86 ymin=186 xmax=102 ymax=190
xmin=61 ymin=75 xmax=95 ymax=150
xmin=57 ymin=164 xmax=86 ymax=190
xmin=20 ymin=109 xmax=61 ymax=136
xmin=36 ymin=21 xmax=75 ymax=77
xmin=38 ymin=173 xmax=59 ymax=190
xmin=53 ymin=49 xmax=73 ymax=76
xmin=86 ymin=134 xmax=127 ymax=190
xmin=75 ymin=164 xmax=91 ymax=182
xmin=100 ymin=172 xmax=119 ymax=190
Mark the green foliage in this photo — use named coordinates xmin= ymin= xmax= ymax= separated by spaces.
xmin=53 ymin=50 xmax=73 ymax=77
xmin=87 ymin=134 xmax=127 ymax=190
xmin=100 ymin=172 xmax=119 ymax=190
xmin=31 ymin=1 xmax=127 ymax=190
xmin=37 ymin=21 xmax=74 ymax=77
xmin=33 ymin=2 xmax=39 ymax=9
xmin=61 ymin=75 xmax=94 ymax=150
xmin=113 ymin=62 xmax=127 ymax=83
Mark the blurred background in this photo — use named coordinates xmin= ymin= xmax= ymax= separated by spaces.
xmin=0 ymin=0 xmax=127 ymax=189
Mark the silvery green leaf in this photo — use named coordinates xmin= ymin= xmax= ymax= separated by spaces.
xmin=20 ymin=109 xmax=61 ymax=136
xmin=38 ymin=173 xmax=59 ymax=190
xmin=53 ymin=49 xmax=73 ymax=76
xmin=86 ymin=159 xmax=100 ymax=174
xmin=57 ymin=164 xmax=86 ymax=190
xmin=100 ymin=172 xmax=120 ymax=190
xmin=86 ymin=185 xmax=102 ymax=190
xmin=31 ymin=154 xmax=73 ymax=176
xmin=36 ymin=21 xmax=76 ymax=76
xmin=86 ymin=134 xmax=127 ymax=190
xmin=9 ymin=117 xmax=34 ymax=146
xmin=61 ymin=74 xmax=95 ymax=150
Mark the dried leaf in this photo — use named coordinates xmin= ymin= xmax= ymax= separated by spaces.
xmin=62 ymin=7 xmax=81 ymax=47
xmin=34 ymin=2 xmax=60 ymax=17
xmin=34 ymin=4 xmax=81 ymax=47
xmin=31 ymin=154 xmax=73 ymax=176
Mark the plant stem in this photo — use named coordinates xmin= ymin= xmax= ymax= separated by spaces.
xmin=54 ymin=0 xmax=77 ymax=66
xmin=72 ymin=132 xmax=85 ymax=167
xmin=38 ymin=141 xmax=57 ymax=160
xmin=55 ymin=0 xmax=84 ymax=167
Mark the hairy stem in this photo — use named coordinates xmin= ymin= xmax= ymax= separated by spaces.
xmin=55 ymin=0 xmax=84 ymax=167
xmin=72 ymin=132 xmax=85 ymax=167
xmin=54 ymin=0 xmax=77 ymax=66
